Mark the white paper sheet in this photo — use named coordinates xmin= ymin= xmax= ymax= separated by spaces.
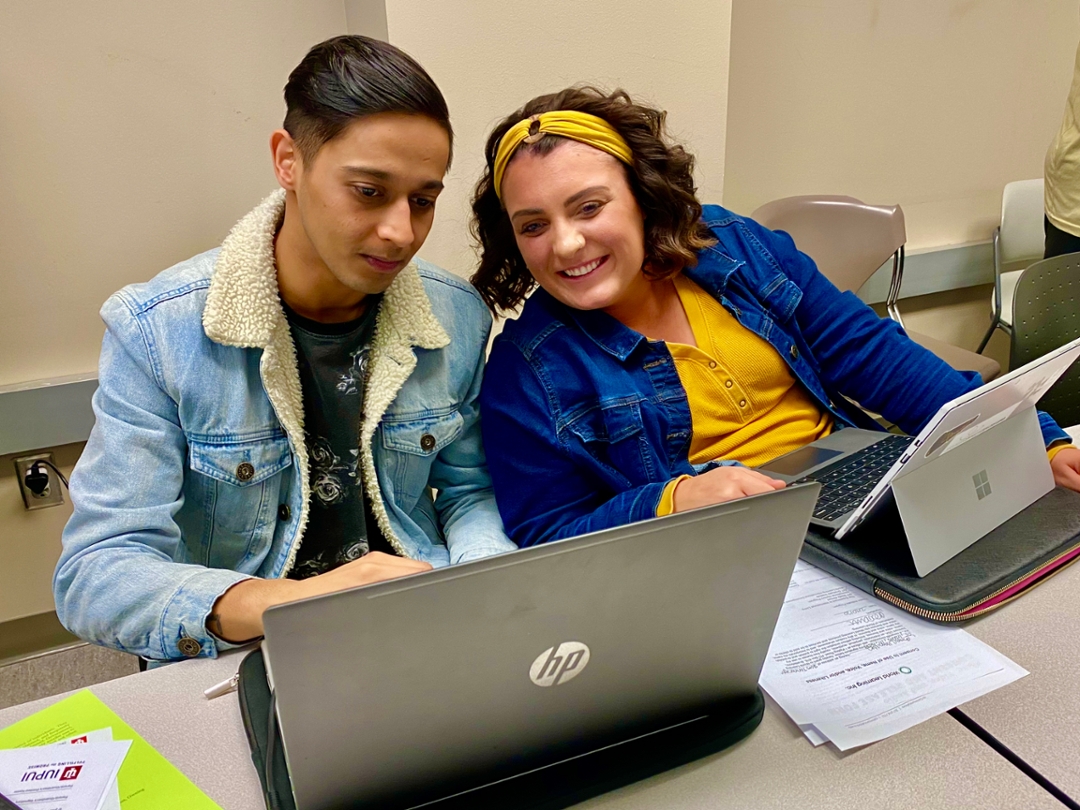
xmin=799 ymin=723 xmax=829 ymax=746
xmin=760 ymin=561 xmax=1027 ymax=751
xmin=0 ymin=738 xmax=130 ymax=810
xmin=56 ymin=729 xmax=121 ymax=810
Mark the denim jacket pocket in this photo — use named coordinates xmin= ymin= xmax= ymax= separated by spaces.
xmin=380 ymin=409 xmax=464 ymax=512
xmin=563 ymin=398 xmax=650 ymax=487
xmin=758 ymin=275 xmax=803 ymax=324
xmin=188 ymin=433 xmax=292 ymax=486
xmin=186 ymin=434 xmax=292 ymax=569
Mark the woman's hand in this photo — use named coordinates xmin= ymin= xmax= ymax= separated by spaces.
xmin=672 ymin=467 xmax=786 ymax=513
xmin=1051 ymin=447 xmax=1080 ymax=492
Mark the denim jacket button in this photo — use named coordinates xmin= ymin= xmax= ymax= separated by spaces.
xmin=177 ymin=637 xmax=202 ymax=657
xmin=420 ymin=433 xmax=436 ymax=452
xmin=236 ymin=462 xmax=255 ymax=482
xmin=278 ymin=504 xmax=291 ymax=522
xmin=789 ymin=345 xmax=799 ymax=361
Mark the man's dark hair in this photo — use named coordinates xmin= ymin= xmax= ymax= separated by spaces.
xmin=283 ymin=35 xmax=453 ymax=165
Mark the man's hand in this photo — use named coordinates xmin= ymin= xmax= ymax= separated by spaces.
xmin=299 ymin=552 xmax=433 ymax=598
xmin=209 ymin=552 xmax=433 ymax=643
xmin=672 ymin=467 xmax=786 ymax=513
xmin=1051 ymin=446 xmax=1080 ymax=492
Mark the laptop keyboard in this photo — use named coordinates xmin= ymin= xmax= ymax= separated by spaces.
xmin=793 ymin=434 xmax=914 ymax=522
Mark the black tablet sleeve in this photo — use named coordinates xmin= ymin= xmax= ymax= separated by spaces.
xmin=801 ymin=487 xmax=1080 ymax=621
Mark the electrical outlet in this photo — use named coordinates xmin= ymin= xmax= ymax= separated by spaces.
xmin=14 ymin=453 xmax=65 ymax=511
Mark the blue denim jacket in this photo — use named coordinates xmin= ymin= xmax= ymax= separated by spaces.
xmin=480 ymin=205 xmax=1069 ymax=548
xmin=55 ymin=191 xmax=514 ymax=662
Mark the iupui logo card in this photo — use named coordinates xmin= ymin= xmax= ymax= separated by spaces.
xmin=57 ymin=728 xmax=113 ymax=747
xmin=0 ymin=737 xmax=130 ymax=810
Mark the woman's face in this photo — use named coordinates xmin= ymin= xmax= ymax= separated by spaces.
xmin=500 ymin=139 xmax=649 ymax=317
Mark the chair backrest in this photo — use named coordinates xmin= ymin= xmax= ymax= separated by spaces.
xmin=1010 ymin=252 xmax=1080 ymax=426
xmin=750 ymin=195 xmax=905 ymax=293
xmin=999 ymin=178 xmax=1045 ymax=270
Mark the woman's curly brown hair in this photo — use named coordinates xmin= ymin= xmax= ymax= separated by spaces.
xmin=470 ymin=86 xmax=717 ymax=314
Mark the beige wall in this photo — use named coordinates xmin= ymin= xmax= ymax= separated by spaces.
xmin=0 ymin=1 xmax=348 ymax=388
xmin=880 ymin=285 xmax=1012 ymax=371
xmin=344 ymin=0 xmax=388 ymax=39
xmin=0 ymin=2 xmax=351 ymax=625
xmin=383 ymin=0 xmax=734 ymax=279
xmin=725 ymin=0 xmax=1080 ymax=251
xmin=1 ymin=0 xmax=733 ymax=628
xmin=0 ymin=446 xmax=80 ymax=622
xmin=6 ymin=1 xmax=1057 ymax=628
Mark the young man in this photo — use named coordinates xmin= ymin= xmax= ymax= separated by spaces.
xmin=54 ymin=36 xmax=514 ymax=662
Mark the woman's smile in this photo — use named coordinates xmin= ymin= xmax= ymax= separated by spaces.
xmin=559 ymin=255 xmax=608 ymax=279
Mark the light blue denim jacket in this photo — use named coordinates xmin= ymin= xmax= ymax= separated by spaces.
xmin=54 ymin=191 xmax=514 ymax=662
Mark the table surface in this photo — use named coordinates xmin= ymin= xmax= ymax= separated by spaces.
xmin=961 ymin=557 xmax=1080 ymax=802
xmin=0 ymin=646 xmax=1063 ymax=810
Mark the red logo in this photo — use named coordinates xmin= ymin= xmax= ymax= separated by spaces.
xmin=69 ymin=736 xmax=88 ymax=744
xmin=59 ymin=765 xmax=82 ymax=781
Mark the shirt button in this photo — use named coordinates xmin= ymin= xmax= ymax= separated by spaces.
xmin=708 ymin=360 xmax=718 ymax=369
xmin=725 ymin=380 xmax=733 ymax=389
xmin=420 ymin=434 xmax=436 ymax=452
xmin=236 ymin=462 xmax=255 ymax=482
xmin=789 ymin=345 xmax=799 ymax=361
xmin=739 ymin=399 xmax=747 ymax=408
xmin=278 ymin=504 xmax=291 ymax=521
xmin=177 ymin=637 xmax=202 ymax=658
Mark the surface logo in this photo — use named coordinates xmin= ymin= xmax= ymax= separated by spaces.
xmin=529 ymin=642 xmax=591 ymax=687
xmin=973 ymin=470 xmax=992 ymax=500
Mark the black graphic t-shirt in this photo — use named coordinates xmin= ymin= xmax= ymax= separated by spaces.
xmin=282 ymin=297 xmax=394 ymax=579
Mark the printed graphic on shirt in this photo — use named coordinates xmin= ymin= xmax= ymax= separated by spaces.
xmin=308 ymin=437 xmax=359 ymax=507
xmin=283 ymin=298 xmax=393 ymax=580
xmin=335 ymin=344 xmax=372 ymax=396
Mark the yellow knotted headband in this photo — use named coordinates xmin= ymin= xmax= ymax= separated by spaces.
xmin=493 ymin=111 xmax=633 ymax=199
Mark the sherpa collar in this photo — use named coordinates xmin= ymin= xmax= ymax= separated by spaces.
xmin=202 ymin=188 xmax=450 ymax=352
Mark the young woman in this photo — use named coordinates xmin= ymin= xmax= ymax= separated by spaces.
xmin=472 ymin=87 xmax=1080 ymax=548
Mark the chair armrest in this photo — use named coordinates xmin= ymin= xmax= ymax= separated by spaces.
xmin=884 ymin=245 xmax=906 ymax=326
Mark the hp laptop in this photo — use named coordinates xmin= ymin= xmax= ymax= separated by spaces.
xmin=758 ymin=335 xmax=1080 ymax=575
xmin=259 ymin=483 xmax=819 ymax=810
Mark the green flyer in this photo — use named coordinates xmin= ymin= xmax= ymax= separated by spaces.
xmin=0 ymin=689 xmax=220 ymax=808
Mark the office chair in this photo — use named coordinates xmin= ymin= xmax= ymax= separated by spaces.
xmin=976 ymin=178 xmax=1045 ymax=354
xmin=1009 ymin=252 xmax=1080 ymax=427
xmin=751 ymin=195 xmax=1001 ymax=382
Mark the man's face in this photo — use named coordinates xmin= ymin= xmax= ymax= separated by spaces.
xmin=285 ymin=113 xmax=450 ymax=297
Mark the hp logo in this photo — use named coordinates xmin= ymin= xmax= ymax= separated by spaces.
xmin=529 ymin=642 xmax=591 ymax=687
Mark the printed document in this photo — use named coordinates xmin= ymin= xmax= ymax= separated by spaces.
xmin=55 ymin=729 xmax=121 ymax=810
xmin=760 ymin=561 xmax=1027 ymax=750
xmin=0 ymin=737 xmax=130 ymax=810
xmin=0 ymin=690 xmax=220 ymax=809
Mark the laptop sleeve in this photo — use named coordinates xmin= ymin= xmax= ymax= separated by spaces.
xmin=237 ymin=648 xmax=295 ymax=810
xmin=236 ymin=646 xmax=765 ymax=810
xmin=800 ymin=486 xmax=1080 ymax=621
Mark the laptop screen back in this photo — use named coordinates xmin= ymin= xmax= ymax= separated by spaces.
xmin=263 ymin=483 xmax=818 ymax=809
